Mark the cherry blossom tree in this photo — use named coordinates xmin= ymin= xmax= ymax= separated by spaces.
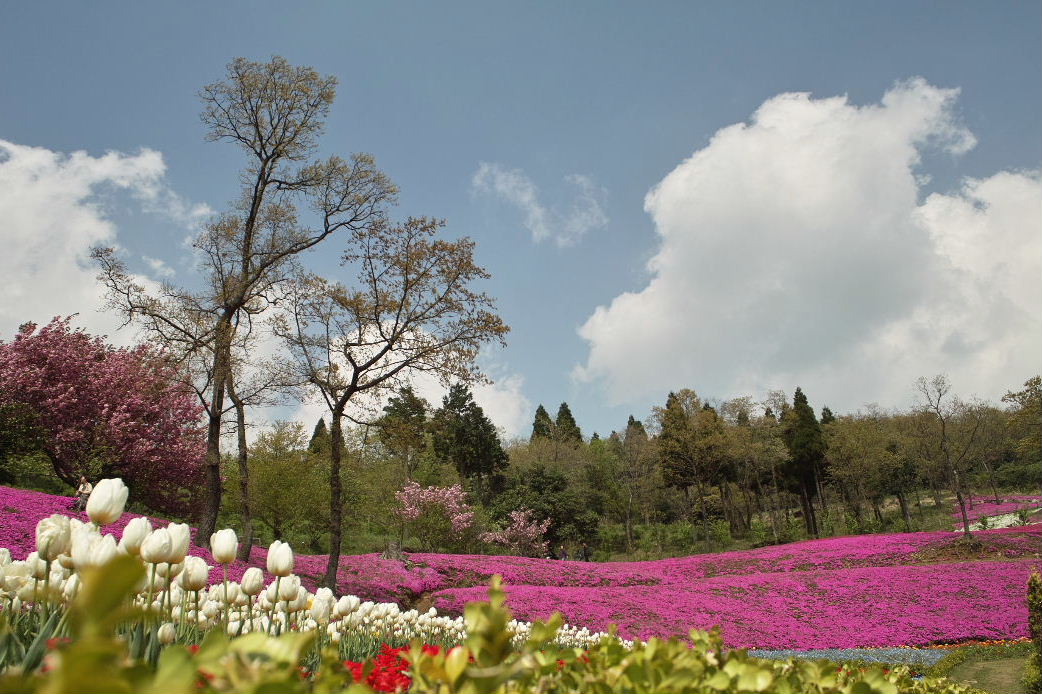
xmin=0 ymin=318 xmax=206 ymax=514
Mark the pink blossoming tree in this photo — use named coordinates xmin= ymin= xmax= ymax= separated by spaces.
xmin=0 ymin=318 xmax=206 ymax=515
xmin=480 ymin=508 xmax=551 ymax=557
xmin=394 ymin=481 xmax=476 ymax=552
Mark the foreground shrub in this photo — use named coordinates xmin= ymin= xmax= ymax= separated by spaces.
xmin=1027 ymin=570 xmax=1042 ymax=693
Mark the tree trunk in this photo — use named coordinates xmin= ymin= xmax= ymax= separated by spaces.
xmin=198 ymin=313 xmax=233 ymax=545
xmin=228 ymin=380 xmax=253 ymax=562
xmin=322 ymin=407 xmax=346 ymax=590
xmin=896 ymin=491 xmax=912 ymax=532
xmin=954 ymin=486 xmax=972 ymax=537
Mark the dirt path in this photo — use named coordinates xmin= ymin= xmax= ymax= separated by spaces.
xmin=948 ymin=657 xmax=1027 ymax=694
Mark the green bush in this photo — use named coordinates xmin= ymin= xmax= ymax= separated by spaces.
xmin=1026 ymin=570 xmax=1042 ymax=693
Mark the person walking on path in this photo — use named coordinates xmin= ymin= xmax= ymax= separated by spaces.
xmin=579 ymin=541 xmax=592 ymax=561
xmin=74 ymin=476 xmax=92 ymax=511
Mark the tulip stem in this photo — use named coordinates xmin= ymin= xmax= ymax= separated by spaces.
xmin=145 ymin=563 xmax=157 ymax=625
xmin=222 ymin=565 xmax=229 ymax=632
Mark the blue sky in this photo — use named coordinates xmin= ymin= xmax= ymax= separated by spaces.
xmin=1 ymin=2 xmax=1039 ymax=439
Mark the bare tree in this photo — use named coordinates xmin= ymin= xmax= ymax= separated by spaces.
xmin=912 ymin=375 xmax=986 ymax=537
xmin=93 ymin=56 xmax=397 ymax=542
xmin=276 ymin=216 xmax=508 ymax=588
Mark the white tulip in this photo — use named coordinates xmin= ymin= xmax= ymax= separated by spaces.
xmin=166 ymin=523 xmax=191 ymax=563
xmin=86 ymin=478 xmax=129 ymax=526
xmin=210 ymin=528 xmax=238 ymax=564
xmin=119 ymin=517 xmax=152 ymax=556
xmin=140 ymin=529 xmax=174 ymax=564
xmin=63 ymin=573 xmax=80 ymax=600
xmin=335 ymin=595 xmax=360 ymax=617
xmin=278 ymin=574 xmax=301 ymax=602
xmin=310 ymin=587 xmax=335 ymax=623
xmin=157 ymin=623 xmax=176 ymax=645
xmin=36 ymin=514 xmax=72 ymax=561
xmin=178 ymin=556 xmax=210 ymax=591
xmin=0 ymin=548 xmax=10 ymax=565
xmin=26 ymin=552 xmax=47 ymax=580
xmin=91 ymin=534 xmax=119 ymax=567
xmin=70 ymin=525 xmax=102 ymax=570
xmin=240 ymin=567 xmax=264 ymax=596
xmin=266 ymin=541 xmax=294 ymax=576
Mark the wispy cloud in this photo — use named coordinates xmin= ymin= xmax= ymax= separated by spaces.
xmin=472 ymin=163 xmax=607 ymax=247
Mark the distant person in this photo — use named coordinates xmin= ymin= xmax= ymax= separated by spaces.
xmin=74 ymin=476 xmax=92 ymax=511
xmin=579 ymin=541 xmax=592 ymax=562
xmin=559 ymin=544 xmax=569 ymax=561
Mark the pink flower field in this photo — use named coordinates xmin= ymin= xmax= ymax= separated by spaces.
xmin=952 ymin=494 xmax=1042 ymax=524
xmin=3 ymin=485 xmax=1039 ymax=649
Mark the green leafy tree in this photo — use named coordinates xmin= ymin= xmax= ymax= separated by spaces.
xmin=377 ymin=386 xmax=430 ymax=481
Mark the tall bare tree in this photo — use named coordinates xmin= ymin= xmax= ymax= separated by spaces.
xmin=276 ymin=216 xmax=508 ymax=588
xmin=94 ymin=56 xmax=397 ymax=542
xmin=912 ymin=375 xmax=986 ymax=537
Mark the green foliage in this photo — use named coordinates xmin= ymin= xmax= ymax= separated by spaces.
xmin=554 ymin=402 xmax=582 ymax=444
xmin=431 ymin=385 xmax=508 ymax=502
xmin=491 ymin=463 xmax=598 ymax=545
xmin=1027 ymin=571 xmax=1042 ymax=693
xmin=529 ymin=405 xmax=553 ymax=442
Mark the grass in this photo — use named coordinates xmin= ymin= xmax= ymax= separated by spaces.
xmin=928 ymin=643 xmax=1034 ymax=694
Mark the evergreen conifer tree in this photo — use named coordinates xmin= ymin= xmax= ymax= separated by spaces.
xmin=555 ymin=402 xmax=582 ymax=443
xmin=820 ymin=406 xmax=835 ymax=424
xmin=431 ymin=384 xmax=508 ymax=500
xmin=530 ymin=404 xmax=554 ymax=441
xmin=309 ymin=418 xmax=331 ymax=455
xmin=782 ymin=387 xmax=825 ymax=537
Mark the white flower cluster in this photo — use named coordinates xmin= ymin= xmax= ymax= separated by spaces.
xmin=0 ymin=478 xmax=632 ymax=651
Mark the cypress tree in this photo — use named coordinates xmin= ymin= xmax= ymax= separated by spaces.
xmin=820 ymin=406 xmax=835 ymax=424
xmin=431 ymin=384 xmax=507 ymax=501
xmin=309 ymin=418 xmax=331 ymax=455
xmin=530 ymin=404 xmax=554 ymax=442
xmin=555 ymin=402 xmax=582 ymax=443
xmin=782 ymin=387 xmax=825 ymax=537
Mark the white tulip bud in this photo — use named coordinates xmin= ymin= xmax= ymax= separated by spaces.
xmin=91 ymin=534 xmax=119 ymax=567
xmin=36 ymin=514 xmax=72 ymax=561
xmin=310 ymin=587 xmax=335 ymax=623
xmin=140 ymin=529 xmax=174 ymax=564
xmin=157 ymin=623 xmax=176 ymax=645
xmin=266 ymin=541 xmax=294 ymax=576
xmin=63 ymin=573 xmax=80 ymax=600
xmin=210 ymin=528 xmax=238 ymax=564
xmin=178 ymin=556 xmax=210 ymax=591
xmin=278 ymin=574 xmax=301 ymax=602
xmin=0 ymin=548 xmax=10 ymax=565
xmin=26 ymin=552 xmax=47 ymax=580
xmin=119 ymin=517 xmax=152 ymax=556
xmin=240 ymin=567 xmax=264 ymax=596
xmin=166 ymin=523 xmax=191 ymax=564
xmin=336 ymin=595 xmax=360 ymax=617
xmin=86 ymin=478 xmax=129 ymax=526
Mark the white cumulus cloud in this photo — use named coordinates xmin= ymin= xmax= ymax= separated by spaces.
xmin=472 ymin=162 xmax=608 ymax=247
xmin=0 ymin=139 xmax=204 ymax=343
xmin=573 ymin=78 xmax=1041 ymax=410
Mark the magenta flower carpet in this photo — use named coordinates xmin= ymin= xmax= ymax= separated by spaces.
xmin=2 ymin=485 xmax=1039 ymax=648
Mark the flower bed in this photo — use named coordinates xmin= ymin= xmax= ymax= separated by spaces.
xmin=3 ymin=484 xmax=1039 ymax=650
xmin=952 ymin=495 xmax=1042 ymax=523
